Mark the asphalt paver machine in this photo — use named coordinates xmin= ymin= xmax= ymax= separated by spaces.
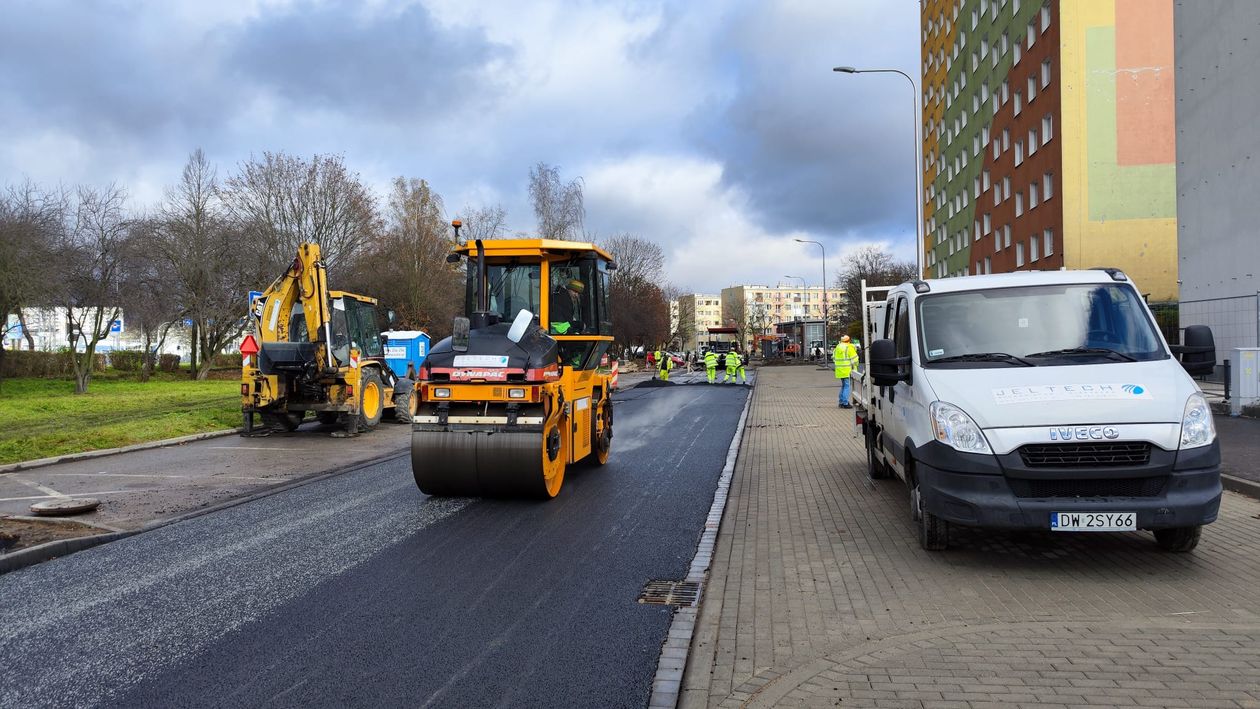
xmin=411 ymin=234 xmax=616 ymax=498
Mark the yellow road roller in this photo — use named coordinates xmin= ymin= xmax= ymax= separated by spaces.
xmin=411 ymin=234 xmax=615 ymax=498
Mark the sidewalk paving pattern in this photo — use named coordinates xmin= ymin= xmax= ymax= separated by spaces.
xmin=683 ymin=366 xmax=1260 ymax=708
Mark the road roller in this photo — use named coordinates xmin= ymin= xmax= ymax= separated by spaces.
xmin=411 ymin=233 xmax=616 ymax=498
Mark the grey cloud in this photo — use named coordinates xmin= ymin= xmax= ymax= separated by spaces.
xmin=225 ymin=3 xmax=512 ymax=120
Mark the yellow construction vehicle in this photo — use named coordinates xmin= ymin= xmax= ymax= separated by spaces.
xmin=241 ymin=243 xmax=415 ymax=436
xmin=411 ymin=232 xmax=615 ymax=498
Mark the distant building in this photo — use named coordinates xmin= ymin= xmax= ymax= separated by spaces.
xmin=1174 ymin=2 xmax=1260 ymax=361
xmin=5 ymin=307 xmax=191 ymax=358
xmin=674 ymin=294 xmax=724 ymax=352
xmin=720 ymin=283 xmax=845 ymax=351
xmin=921 ymin=0 xmax=1178 ymax=301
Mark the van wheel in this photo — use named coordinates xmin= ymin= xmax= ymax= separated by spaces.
xmin=1154 ymin=526 xmax=1201 ymax=552
xmin=866 ymin=429 xmax=890 ymax=480
xmin=912 ymin=483 xmax=949 ymax=550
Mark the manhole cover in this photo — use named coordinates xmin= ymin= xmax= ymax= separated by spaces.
xmin=30 ymin=498 xmax=101 ymax=516
xmin=638 ymin=580 xmax=701 ymax=607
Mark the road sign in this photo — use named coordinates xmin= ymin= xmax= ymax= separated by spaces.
xmin=110 ymin=318 xmax=123 ymax=334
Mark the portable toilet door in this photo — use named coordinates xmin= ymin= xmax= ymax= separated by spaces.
xmin=382 ymin=330 xmax=430 ymax=377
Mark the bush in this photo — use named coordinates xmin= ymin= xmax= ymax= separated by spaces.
xmin=109 ymin=350 xmax=146 ymax=372
xmin=210 ymin=353 xmax=243 ymax=369
xmin=158 ymin=354 xmax=181 ymax=373
xmin=1 ymin=350 xmax=106 ymax=378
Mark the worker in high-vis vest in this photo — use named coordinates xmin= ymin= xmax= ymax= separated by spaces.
xmin=736 ymin=350 xmax=748 ymax=384
xmin=833 ymin=335 xmax=859 ymax=408
xmin=659 ymin=349 xmax=673 ymax=381
xmin=704 ymin=349 xmax=718 ymax=384
xmin=653 ymin=349 xmax=662 ymax=379
xmin=724 ymin=348 xmax=739 ymax=383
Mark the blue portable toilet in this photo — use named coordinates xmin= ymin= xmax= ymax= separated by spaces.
xmin=382 ymin=330 xmax=430 ymax=377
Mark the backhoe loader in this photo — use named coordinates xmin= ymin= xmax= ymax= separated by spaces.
xmin=241 ymin=243 xmax=416 ymax=436
xmin=411 ymin=230 xmax=615 ymax=498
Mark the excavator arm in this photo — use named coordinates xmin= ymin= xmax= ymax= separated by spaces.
xmin=253 ymin=243 xmax=335 ymax=368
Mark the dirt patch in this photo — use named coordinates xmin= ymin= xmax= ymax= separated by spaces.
xmin=0 ymin=517 xmax=103 ymax=553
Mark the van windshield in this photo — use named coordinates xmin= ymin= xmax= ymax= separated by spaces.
xmin=917 ymin=283 xmax=1167 ymax=366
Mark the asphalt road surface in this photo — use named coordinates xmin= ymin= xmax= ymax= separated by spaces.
xmin=0 ymin=376 xmax=749 ymax=708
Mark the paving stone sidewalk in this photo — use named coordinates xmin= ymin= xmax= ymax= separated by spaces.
xmin=681 ymin=366 xmax=1260 ymax=709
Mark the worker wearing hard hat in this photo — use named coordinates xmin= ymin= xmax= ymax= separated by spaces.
xmin=833 ymin=335 xmax=858 ymax=408
xmin=723 ymin=348 xmax=739 ymax=383
xmin=704 ymin=349 xmax=718 ymax=384
xmin=549 ymin=278 xmax=585 ymax=335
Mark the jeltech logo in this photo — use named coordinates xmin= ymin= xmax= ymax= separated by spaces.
xmin=1122 ymin=384 xmax=1145 ymax=395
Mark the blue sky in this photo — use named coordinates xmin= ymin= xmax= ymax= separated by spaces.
xmin=0 ymin=0 xmax=921 ymax=293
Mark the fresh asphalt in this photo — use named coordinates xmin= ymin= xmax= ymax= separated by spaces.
xmin=0 ymin=375 xmax=751 ymax=708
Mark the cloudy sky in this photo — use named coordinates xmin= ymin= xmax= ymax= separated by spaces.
xmin=0 ymin=0 xmax=920 ymax=293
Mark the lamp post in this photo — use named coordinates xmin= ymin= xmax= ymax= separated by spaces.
xmin=832 ymin=66 xmax=923 ymax=277
xmin=793 ymin=238 xmax=828 ymax=326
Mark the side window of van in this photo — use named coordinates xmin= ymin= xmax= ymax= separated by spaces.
xmin=883 ymin=298 xmax=897 ymax=341
xmin=894 ymin=297 xmax=911 ymax=359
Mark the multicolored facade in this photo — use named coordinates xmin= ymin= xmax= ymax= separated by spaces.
xmin=920 ymin=0 xmax=1178 ymax=300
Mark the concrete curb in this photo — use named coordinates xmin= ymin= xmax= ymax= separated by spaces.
xmin=0 ymin=428 xmax=240 ymax=474
xmin=1223 ymin=473 xmax=1260 ymax=501
xmin=0 ymin=448 xmax=407 ymax=575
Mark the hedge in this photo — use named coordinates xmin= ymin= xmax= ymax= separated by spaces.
xmin=1 ymin=350 xmax=107 ymax=378
xmin=210 ymin=353 xmax=243 ymax=369
xmin=158 ymin=354 xmax=181 ymax=373
xmin=108 ymin=350 xmax=149 ymax=372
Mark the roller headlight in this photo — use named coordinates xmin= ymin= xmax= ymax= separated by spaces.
xmin=508 ymin=388 xmax=526 ymax=399
xmin=432 ymin=387 xmax=451 ymax=399
xmin=929 ymin=401 xmax=992 ymax=454
xmin=1179 ymin=392 xmax=1215 ymax=449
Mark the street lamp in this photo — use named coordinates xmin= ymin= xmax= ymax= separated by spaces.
xmin=832 ymin=66 xmax=923 ymax=277
xmin=793 ymin=239 xmax=827 ymax=326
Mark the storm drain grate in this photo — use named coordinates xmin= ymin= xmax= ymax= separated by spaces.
xmin=638 ymin=580 xmax=701 ymax=607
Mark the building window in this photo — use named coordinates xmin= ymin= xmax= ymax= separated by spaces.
xmin=993 ymin=187 xmax=1000 ymax=206
xmin=985 ymin=256 xmax=992 ymax=274
xmin=1027 ymin=75 xmax=1037 ymax=102
xmin=1004 ymin=224 xmax=1012 ymax=248
xmin=1015 ymin=140 xmax=1024 ymax=165
xmin=1001 ymin=80 xmax=1009 ymax=104
xmin=1044 ymin=228 xmax=1054 ymax=256
xmin=980 ymin=37 xmax=989 ymax=59
xmin=1027 ymin=22 xmax=1036 ymax=49
xmin=1003 ymin=176 xmax=1011 ymax=199
xmin=1016 ymin=241 xmax=1025 ymax=267
xmin=974 ymin=176 xmax=981 ymax=198
xmin=1013 ymin=42 xmax=1021 ymax=65
xmin=1041 ymin=58 xmax=1052 ymax=88
xmin=1031 ymin=233 xmax=1040 ymax=261
xmin=983 ymin=213 xmax=992 ymax=233
xmin=982 ymin=169 xmax=991 ymax=190
xmin=992 ymin=138 xmax=1000 ymax=160
xmin=974 ymin=221 xmax=981 ymax=242
xmin=1042 ymin=114 xmax=1053 ymax=143
xmin=1015 ymin=191 xmax=1024 ymax=216
xmin=1041 ymin=3 xmax=1051 ymax=32
xmin=1001 ymin=32 xmax=1009 ymax=56
xmin=1028 ymin=127 xmax=1038 ymax=155
xmin=1014 ymin=91 xmax=1022 ymax=115
xmin=1030 ymin=182 xmax=1039 ymax=208
xmin=1002 ymin=129 xmax=1010 ymax=150
xmin=1043 ymin=172 xmax=1054 ymax=199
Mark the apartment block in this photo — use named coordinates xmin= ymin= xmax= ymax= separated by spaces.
xmin=921 ymin=0 xmax=1178 ymax=301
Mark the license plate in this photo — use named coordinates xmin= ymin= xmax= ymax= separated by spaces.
xmin=1050 ymin=511 xmax=1136 ymax=532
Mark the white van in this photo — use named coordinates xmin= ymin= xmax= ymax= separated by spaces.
xmin=855 ymin=269 xmax=1220 ymax=552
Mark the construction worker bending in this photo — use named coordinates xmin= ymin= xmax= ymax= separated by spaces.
xmin=736 ymin=351 xmax=748 ymax=384
xmin=704 ymin=349 xmax=718 ymax=384
xmin=659 ymin=350 xmax=673 ymax=381
xmin=833 ymin=335 xmax=859 ymax=408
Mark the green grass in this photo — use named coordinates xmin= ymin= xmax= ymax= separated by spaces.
xmin=0 ymin=373 xmax=240 ymax=464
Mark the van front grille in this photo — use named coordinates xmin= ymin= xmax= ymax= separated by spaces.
xmin=1008 ymin=476 xmax=1166 ymax=499
xmin=1018 ymin=442 xmax=1151 ymax=468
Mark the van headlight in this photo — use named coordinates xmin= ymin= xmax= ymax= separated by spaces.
xmin=1179 ymin=392 xmax=1215 ymax=449
xmin=929 ymin=401 xmax=992 ymax=454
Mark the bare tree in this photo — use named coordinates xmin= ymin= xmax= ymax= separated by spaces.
xmin=0 ymin=181 xmax=63 ymax=385
xmin=455 ymin=203 xmax=507 ymax=243
xmin=836 ymin=246 xmax=918 ymax=331
xmin=119 ymin=218 xmax=181 ymax=381
xmin=221 ymin=151 xmax=380 ymax=273
xmin=151 ymin=150 xmax=266 ymax=379
xmin=345 ymin=177 xmax=464 ymax=338
xmin=601 ymin=233 xmax=665 ymax=283
xmin=55 ymin=185 xmax=129 ymax=394
xmin=528 ymin=162 xmax=584 ymax=240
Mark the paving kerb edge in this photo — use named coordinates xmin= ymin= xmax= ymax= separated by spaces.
xmin=0 ymin=428 xmax=241 ymax=474
xmin=647 ymin=376 xmax=756 ymax=709
xmin=1223 ymin=473 xmax=1260 ymax=500
xmin=0 ymin=446 xmax=408 ymax=575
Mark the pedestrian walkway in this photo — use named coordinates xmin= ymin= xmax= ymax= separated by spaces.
xmin=682 ymin=366 xmax=1260 ymax=708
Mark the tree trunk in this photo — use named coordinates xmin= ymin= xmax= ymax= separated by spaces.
xmin=195 ymin=329 xmax=212 ymax=381
xmin=189 ymin=321 xmax=199 ymax=378
xmin=17 ymin=311 xmax=35 ymax=351
xmin=140 ymin=330 xmax=154 ymax=383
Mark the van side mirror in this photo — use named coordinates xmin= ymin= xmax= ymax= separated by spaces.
xmin=1172 ymin=324 xmax=1216 ymax=377
xmin=870 ymin=338 xmax=911 ymax=387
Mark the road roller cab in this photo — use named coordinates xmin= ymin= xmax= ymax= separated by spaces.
xmin=411 ymin=236 xmax=616 ymax=499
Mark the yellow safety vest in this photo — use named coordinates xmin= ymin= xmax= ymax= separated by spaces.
xmin=833 ymin=343 xmax=858 ymax=378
